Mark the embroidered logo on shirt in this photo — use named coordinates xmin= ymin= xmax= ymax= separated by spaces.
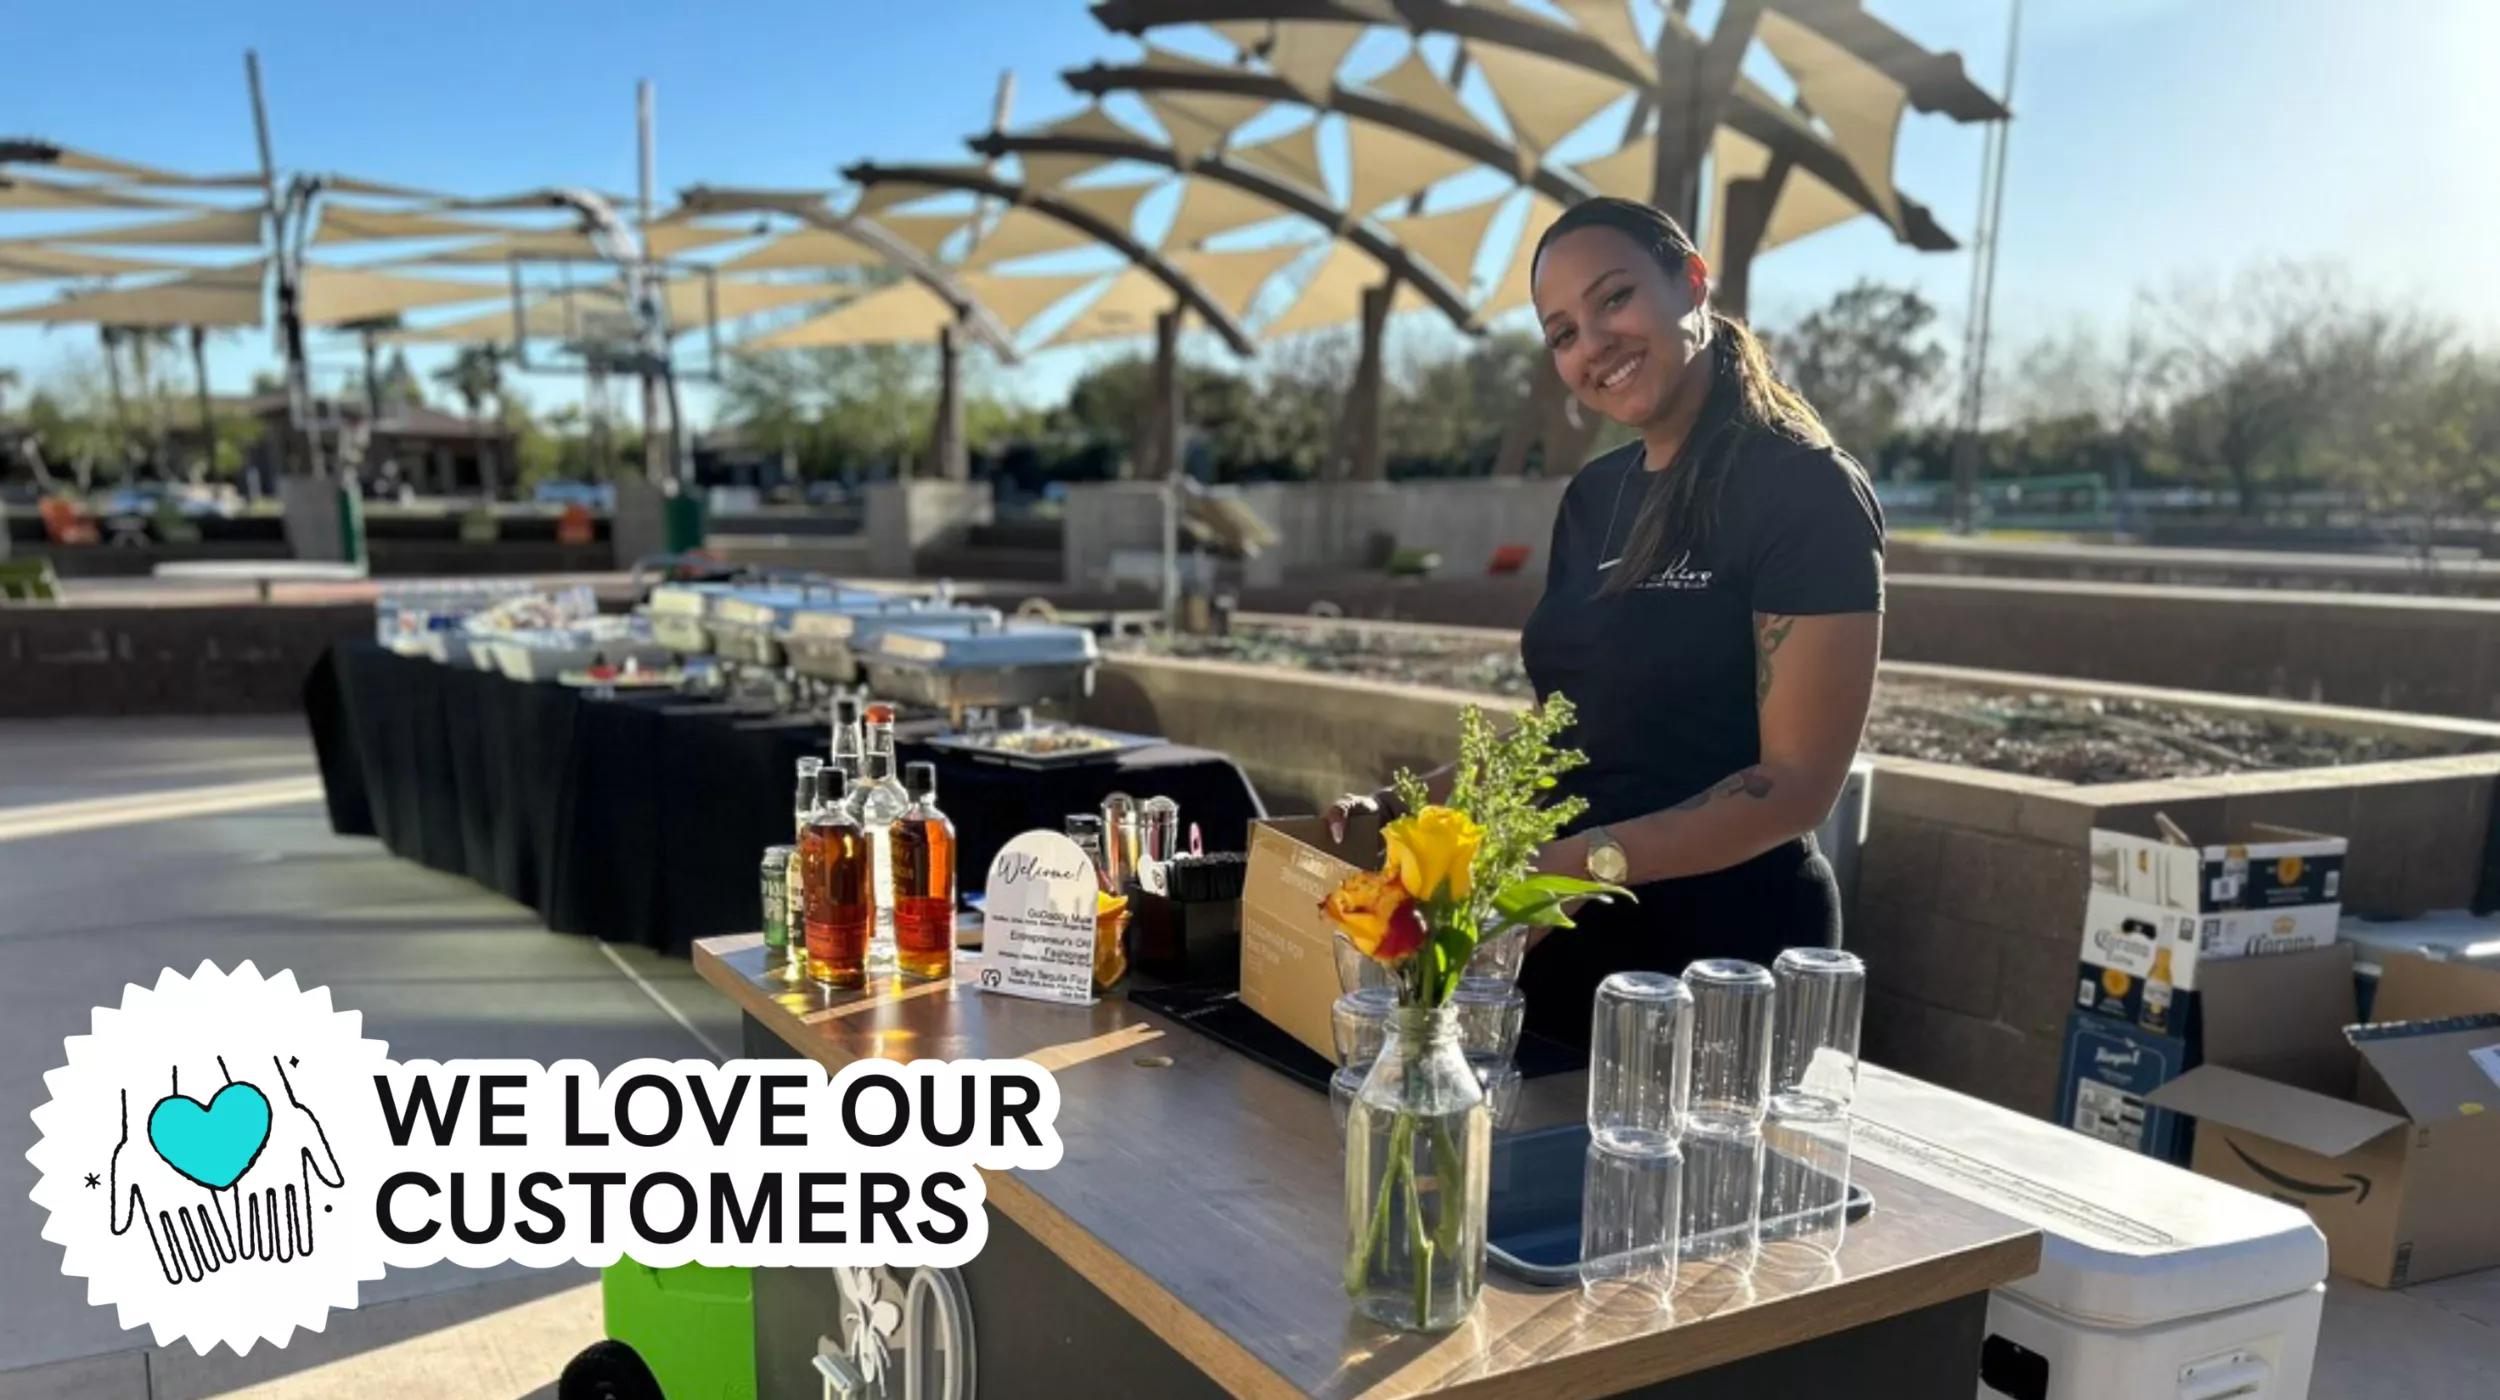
xmin=1630 ymin=551 xmax=1714 ymax=591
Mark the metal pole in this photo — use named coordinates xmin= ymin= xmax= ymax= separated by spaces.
xmin=1155 ymin=308 xmax=1181 ymax=629
xmin=637 ymin=78 xmax=671 ymax=487
xmin=189 ymin=325 xmax=216 ymax=479
xmin=244 ymin=51 xmax=320 ymax=477
xmin=1951 ymin=0 xmax=2024 ymax=533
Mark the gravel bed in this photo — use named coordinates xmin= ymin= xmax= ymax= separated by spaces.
xmin=1114 ymin=629 xmax=2472 ymax=784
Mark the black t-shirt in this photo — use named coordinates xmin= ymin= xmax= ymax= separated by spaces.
xmin=1520 ymin=432 xmax=1885 ymax=831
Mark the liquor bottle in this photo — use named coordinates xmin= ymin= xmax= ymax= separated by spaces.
xmin=803 ymin=769 xmax=872 ymax=990
xmin=890 ymin=761 xmax=957 ymax=982
xmin=785 ymin=758 xmax=823 ymax=969
xmin=830 ymin=696 xmax=865 ymax=787
xmin=850 ymin=703 xmax=910 ymax=973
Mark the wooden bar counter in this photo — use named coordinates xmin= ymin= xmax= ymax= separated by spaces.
xmin=695 ymin=936 xmax=2041 ymax=1399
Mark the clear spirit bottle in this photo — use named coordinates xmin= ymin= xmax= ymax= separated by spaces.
xmin=850 ymin=702 xmax=910 ymax=973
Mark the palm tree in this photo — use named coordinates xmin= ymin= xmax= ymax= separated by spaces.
xmin=432 ymin=344 xmax=507 ymax=499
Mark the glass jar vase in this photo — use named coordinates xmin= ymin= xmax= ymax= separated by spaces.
xmin=1343 ymin=1004 xmax=1491 ymax=1332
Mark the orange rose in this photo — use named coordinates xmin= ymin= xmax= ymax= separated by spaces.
xmin=1321 ymin=870 xmax=1428 ymax=963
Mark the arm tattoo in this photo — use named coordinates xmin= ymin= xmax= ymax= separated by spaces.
xmin=1669 ymin=767 xmax=1777 ymax=812
xmin=1755 ymin=614 xmax=1797 ymax=708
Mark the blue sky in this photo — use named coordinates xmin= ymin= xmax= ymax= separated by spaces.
xmin=6 ymin=0 xmax=2497 ymax=427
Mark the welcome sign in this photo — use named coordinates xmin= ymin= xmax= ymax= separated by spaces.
xmin=976 ymin=831 xmax=1102 ymax=1006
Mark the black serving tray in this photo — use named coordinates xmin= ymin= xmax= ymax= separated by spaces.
xmin=1127 ymin=981 xmax=1583 ymax=1093
xmin=1487 ymin=1122 xmax=1874 ymax=1288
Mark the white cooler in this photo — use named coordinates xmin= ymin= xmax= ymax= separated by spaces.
xmin=1853 ymin=1064 xmax=2326 ymax=1400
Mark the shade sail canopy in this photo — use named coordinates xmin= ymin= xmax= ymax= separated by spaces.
xmin=1571 ymin=135 xmax=1656 ymax=202
xmin=644 ymin=224 xmax=752 ymax=257
xmin=380 ymin=296 xmax=614 ymax=345
xmin=1756 ymin=9 xmax=1908 ymax=229
xmin=1479 ymin=193 xmax=1568 ymax=317
xmin=1044 ymin=266 xmax=1177 ymax=347
xmin=1260 ymin=241 xmax=1422 ymax=339
xmin=1170 ymin=241 xmax=1310 ymax=317
xmin=1228 ymin=123 xmax=1328 ymax=199
xmin=299 ymin=267 xmax=502 ymax=326
xmin=0 ymin=245 xmax=189 ymax=282
xmin=1467 ymin=40 xmax=1628 ymax=157
xmin=323 ymin=175 xmax=443 ymax=200
xmin=1377 ymin=197 xmax=1503 ymax=291
xmin=311 ymin=205 xmax=508 ymax=244
xmin=1344 ymin=122 xmax=1476 ymax=218
xmin=0 ymin=260 xmax=265 ymax=327
xmin=718 ymin=228 xmax=882 ymax=272
xmin=737 ymin=280 xmax=955 ymax=350
xmin=657 ymin=277 xmax=842 ymax=326
xmin=962 ymin=207 xmax=1095 ymax=268
xmin=861 ymin=212 xmax=965 ymax=259
xmin=962 ymin=271 xmax=1102 ymax=333
xmin=1357 ymin=47 xmax=1496 ymax=145
xmin=408 ymin=229 xmax=603 ymax=263
xmin=1161 ymin=178 xmax=1290 ymax=250
xmin=1016 ymin=108 xmax=1147 ymax=189
xmin=7 ymin=146 xmax=254 ymax=187
xmin=0 ymin=176 xmax=191 ymax=213
xmin=29 ymin=208 xmax=267 ymax=246
xmin=1552 ymin=0 xmax=1657 ymax=80
xmin=962 ymin=183 xmax=1154 ymax=268
xmin=1135 ymin=54 xmax=1272 ymax=164
xmin=1263 ymin=22 xmax=1367 ymax=104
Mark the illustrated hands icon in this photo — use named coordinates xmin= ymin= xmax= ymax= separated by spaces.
xmin=231 ymin=1056 xmax=344 ymax=1262
xmin=109 ymin=1071 xmax=247 ymax=1286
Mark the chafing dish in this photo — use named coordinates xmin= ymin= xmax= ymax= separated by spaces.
xmin=644 ymin=581 xmax=734 ymax=655
xmin=860 ymin=618 xmax=1099 ymax=719
xmin=782 ymin=601 xmax=1004 ymax=683
xmin=707 ymin=585 xmax=884 ymax=668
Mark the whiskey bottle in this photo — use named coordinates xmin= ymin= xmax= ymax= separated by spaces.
xmin=890 ymin=761 xmax=957 ymax=982
xmin=851 ymin=702 xmax=909 ymax=974
xmin=802 ymin=769 xmax=872 ymax=990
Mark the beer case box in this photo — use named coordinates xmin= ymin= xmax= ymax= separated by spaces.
xmin=2147 ymin=944 xmax=2500 ymax=1288
xmin=2054 ymin=1010 xmax=2194 ymax=1164
xmin=2089 ymin=820 xmax=2345 ymax=914
xmin=2076 ymin=890 xmax=2339 ymax=1036
xmin=1240 ymin=815 xmax=1380 ymax=1060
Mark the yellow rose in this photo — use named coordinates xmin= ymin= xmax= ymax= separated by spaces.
xmin=1383 ymin=806 xmax=1483 ymax=904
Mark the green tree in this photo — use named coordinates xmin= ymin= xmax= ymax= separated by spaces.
xmin=1765 ymin=280 xmax=1948 ymax=460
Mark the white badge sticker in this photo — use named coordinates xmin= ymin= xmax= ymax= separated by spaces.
xmin=975 ymin=831 xmax=1103 ymax=1006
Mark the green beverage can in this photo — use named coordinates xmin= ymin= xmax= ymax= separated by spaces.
xmin=762 ymin=845 xmax=796 ymax=954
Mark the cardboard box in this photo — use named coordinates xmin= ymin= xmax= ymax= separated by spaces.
xmin=2147 ymin=945 xmax=2500 ymax=1287
xmin=2077 ymin=891 xmax=2341 ymax=1036
xmin=2054 ymin=1010 xmax=2194 ymax=1163
xmin=2090 ymin=820 xmax=2345 ymax=913
xmin=1241 ymin=816 xmax=1378 ymax=1059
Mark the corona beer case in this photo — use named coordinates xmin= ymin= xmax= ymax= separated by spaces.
xmin=2148 ymin=945 xmax=2500 ymax=1288
xmin=2076 ymin=890 xmax=2340 ymax=1038
xmin=2088 ymin=819 xmax=2346 ymax=914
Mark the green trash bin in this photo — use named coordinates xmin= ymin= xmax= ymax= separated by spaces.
xmin=663 ymin=490 xmax=706 ymax=554
xmin=601 ymin=1260 xmax=756 ymax=1400
xmin=335 ymin=482 xmax=367 ymax=568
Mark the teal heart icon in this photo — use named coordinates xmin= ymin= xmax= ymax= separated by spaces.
xmin=147 ymin=1082 xmax=271 ymax=1190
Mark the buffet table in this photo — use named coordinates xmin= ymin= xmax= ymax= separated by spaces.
xmin=305 ymin=641 xmax=1264 ymax=950
xmin=695 ymin=936 xmax=2042 ymax=1399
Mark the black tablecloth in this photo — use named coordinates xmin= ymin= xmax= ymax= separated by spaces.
xmin=306 ymin=641 xmax=1265 ymax=952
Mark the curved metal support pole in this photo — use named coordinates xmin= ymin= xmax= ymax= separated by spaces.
xmin=964 ymin=132 xmax=1480 ymax=334
xmin=845 ymin=160 xmax=1262 ymax=357
xmin=672 ymin=184 xmax=1024 ymax=364
xmin=1064 ymin=62 xmax=1593 ymax=208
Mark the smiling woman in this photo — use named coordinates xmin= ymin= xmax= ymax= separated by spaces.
xmin=1336 ymin=196 xmax=1887 ymax=1049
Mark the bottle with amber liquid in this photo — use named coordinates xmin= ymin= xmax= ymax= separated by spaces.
xmin=803 ymin=769 xmax=872 ymax=990
xmin=890 ymin=761 xmax=957 ymax=982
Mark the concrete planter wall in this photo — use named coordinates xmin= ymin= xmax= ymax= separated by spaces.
xmin=0 ymin=604 xmax=372 ymax=716
xmin=1080 ymin=652 xmax=2500 ymax=1119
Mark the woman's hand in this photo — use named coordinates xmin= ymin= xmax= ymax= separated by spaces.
xmin=1531 ymin=835 xmax=1587 ymax=877
xmin=1324 ymin=786 xmax=1400 ymax=844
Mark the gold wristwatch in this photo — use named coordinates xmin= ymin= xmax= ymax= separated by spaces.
xmin=1584 ymin=826 xmax=1629 ymax=884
